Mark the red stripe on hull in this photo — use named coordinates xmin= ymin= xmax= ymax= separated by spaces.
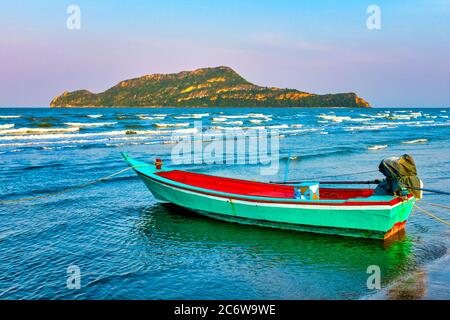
xmin=139 ymin=171 xmax=411 ymax=207
xmin=384 ymin=221 xmax=407 ymax=240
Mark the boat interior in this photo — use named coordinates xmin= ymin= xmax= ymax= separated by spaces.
xmin=156 ymin=170 xmax=375 ymax=200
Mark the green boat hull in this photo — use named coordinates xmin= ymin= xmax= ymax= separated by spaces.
xmin=123 ymin=154 xmax=415 ymax=240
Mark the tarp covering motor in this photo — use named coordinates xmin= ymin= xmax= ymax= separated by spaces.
xmin=374 ymin=154 xmax=423 ymax=199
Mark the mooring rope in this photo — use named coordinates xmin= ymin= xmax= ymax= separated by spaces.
xmin=414 ymin=203 xmax=450 ymax=227
xmin=419 ymin=200 xmax=450 ymax=212
xmin=272 ymin=169 xmax=380 ymax=184
xmin=305 ymin=169 xmax=379 ymax=180
xmin=0 ymin=165 xmax=148 ymax=205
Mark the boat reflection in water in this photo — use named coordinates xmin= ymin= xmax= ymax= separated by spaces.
xmin=133 ymin=203 xmax=418 ymax=299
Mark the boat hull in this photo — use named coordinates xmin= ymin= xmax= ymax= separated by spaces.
xmin=136 ymin=171 xmax=415 ymax=240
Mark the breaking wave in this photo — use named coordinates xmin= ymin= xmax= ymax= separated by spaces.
xmin=402 ymin=139 xmax=428 ymax=144
xmin=368 ymin=145 xmax=388 ymax=150
xmin=0 ymin=115 xmax=21 ymax=119
xmin=65 ymin=122 xmax=118 ymax=127
xmin=0 ymin=127 xmax=80 ymax=135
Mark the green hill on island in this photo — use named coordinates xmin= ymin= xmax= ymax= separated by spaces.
xmin=50 ymin=66 xmax=370 ymax=108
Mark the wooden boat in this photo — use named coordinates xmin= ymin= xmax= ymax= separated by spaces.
xmin=122 ymin=153 xmax=415 ymax=240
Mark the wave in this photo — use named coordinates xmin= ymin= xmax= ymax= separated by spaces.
xmin=318 ymin=114 xmax=352 ymax=122
xmin=266 ymin=124 xmax=289 ymax=129
xmin=247 ymin=113 xmax=272 ymax=119
xmin=0 ymin=124 xmax=14 ymax=129
xmin=402 ymin=139 xmax=428 ymax=144
xmin=209 ymin=126 xmax=258 ymax=131
xmin=154 ymin=122 xmax=189 ymax=128
xmin=65 ymin=122 xmax=117 ymax=127
xmin=368 ymin=145 xmax=388 ymax=150
xmin=346 ymin=118 xmax=373 ymax=122
xmin=0 ymin=134 xmax=170 ymax=148
xmin=0 ymin=126 xmax=204 ymax=142
xmin=0 ymin=127 xmax=80 ymax=135
xmin=173 ymin=113 xmax=209 ymax=119
xmin=138 ymin=115 xmax=165 ymax=120
xmin=221 ymin=121 xmax=243 ymax=125
xmin=280 ymin=147 xmax=356 ymax=161
xmin=0 ymin=115 xmax=21 ymax=119
xmin=344 ymin=124 xmax=394 ymax=131
xmin=212 ymin=117 xmax=228 ymax=122
xmin=87 ymin=115 xmax=103 ymax=118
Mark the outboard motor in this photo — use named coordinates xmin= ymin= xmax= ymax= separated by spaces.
xmin=374 ymin=154 xmax=423 ymax=199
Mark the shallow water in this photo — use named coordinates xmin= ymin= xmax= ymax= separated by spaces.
xmin=0 ymin=107 xmax=448 ymax=299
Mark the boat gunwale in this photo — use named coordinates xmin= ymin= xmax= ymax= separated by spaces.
xmin=132 ymin=167 xmax=413 ymax=208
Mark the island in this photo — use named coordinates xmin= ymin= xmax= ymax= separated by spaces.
xmin=50 ymin=66 xmax=370 ymax=108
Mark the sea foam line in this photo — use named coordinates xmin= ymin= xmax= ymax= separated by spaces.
xmin=0 ymin=115 xmax=21 ymax=119
xmin=0 ymin=128 xmax=199 ymax=141
xmin=65 ymin=122 xmax=118 ymax=127
xmin=402 ymin=139 xmax=428 ymax=144
xmin=0 ymin=127 xmax=80 ymax=135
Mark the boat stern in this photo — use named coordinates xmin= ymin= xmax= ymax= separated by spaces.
xmin=384 ymin=196 xmax=416 ymax=239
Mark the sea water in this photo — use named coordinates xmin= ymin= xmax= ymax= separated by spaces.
xmin=0 ymin=107 xmax=448 ymax=299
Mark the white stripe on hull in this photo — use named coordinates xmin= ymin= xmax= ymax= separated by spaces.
xmin=142 ymin=174 xmax=402 ymax=211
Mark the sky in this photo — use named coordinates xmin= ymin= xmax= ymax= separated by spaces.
xmin=0 ymin=0 xmax=449 ymax=107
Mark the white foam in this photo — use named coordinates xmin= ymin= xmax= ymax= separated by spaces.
xmin=221 ymin=115 xmax=249 ymax=119
xmin=87 ymin=115 xmax=103 ymax=118
xmin=139 ymin=116 xmax=166 ymax=120
xmin=347 ymin=118 xmax=373 ymax=122
xmin=267 ymin=124 xmax=289 ymax=129
xmin=249 ymin=119 xmax=263 ymax=124
xmin=154 ymin=122 xmax=189 ymax=128
xmin=0 ymin=124 xmax=14 ymax=129
xmin=368 ymin=145 xmax=388 ymax=150
xmin=0 ymin=115 xmax=21 ymax=119
xmin=247 ymin=113 xmax=272 ymax=118
xmin=387 ymin=115 xmax=411 ymax=120
xmin=0 ymin=126 xmax=202 ymax=142
xmin=222 ymin=121 xmax=244 ymax=125
xmin=402 ymin=139 xmax=428 ymax=144
xmin=65 ymin=122 xmax=117 ymax=127
xmin=344 ymin=125 xmax=392 ymax=131
xmin=173 ymin=113 xmax=209 ymax=119
xmin=212 ymin=117 xmax=228 ymax=122
xmin=170 ymin=128 xmax=199 ymax=134
xmin=318 ymin=114 xmax=352 ymax=122
xmin=0 ymin=127 xmax=80 ymax=135
xmin=290 ymin=124 xmax=303 ymax=128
